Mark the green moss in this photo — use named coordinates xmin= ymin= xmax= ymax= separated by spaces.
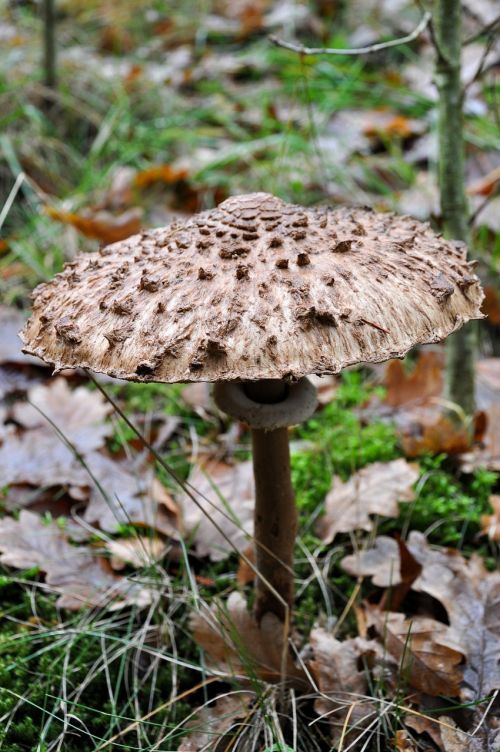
xmin=292 ymin=371 xmax=398 ymax=519
xmin=386 ymin=455 xmax=497 ymax=551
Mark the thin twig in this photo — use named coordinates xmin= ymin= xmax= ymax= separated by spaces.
xmin=464 ymin=13 xmax=500 ymax=45
xmin=269 ymin=12 xmax=431 ymax=56
xmin=464 ymin=29 xmax=498 ymax=92
xmin=468 ymin=186 xmax=500 ymax=226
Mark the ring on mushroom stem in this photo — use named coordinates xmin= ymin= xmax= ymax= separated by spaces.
xmin=21 ymin=191 xmax=484 ymax=638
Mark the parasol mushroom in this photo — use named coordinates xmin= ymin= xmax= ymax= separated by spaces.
xmin=21 ymin=192 xmax=483 ymax=623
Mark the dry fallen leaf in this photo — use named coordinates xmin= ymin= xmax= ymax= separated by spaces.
xmin=133 ymin=164 xmax=189 ymax=189
xmin=460 ymin=404 xmax=500 ymax=473
xmin=342 ymin=536 xmax=403 ymax=587
xmin=0 ymin=511 xmax=152 ymax=610
xmin=46 ymin=206 xmax=143 ymax=244
xmin=373 ymin=351 xmax=483 ymax=457
xmin=483 ymin=287 xmax=500 ymax=326
xmin=177 ymin=692 xmax=254 ymax=752
xmin=81 ymin=453 xmax=178 ymax=536
xmin=105 ymin=536 xmax=167 ymax=570
xmin=0 ymin=428 xmax=178 ymax=537
xmin=190 ymin=591 xmax=306 ymax=685
xmin=317 ymin=459 xmax=419 ymax=544
xmin=481 ymin=495 xmax=500 ymax=541
xmin=181 ymin=382 xmax=213 ymax=412
xmin=345 ymin=532 xmax=500 ymax=701
xmin=467 ymin=165 xmax=500 ymax=197
xmin=12 ymin=378 xmax=112 ymax=453
xmin=394 ymin=730 xmax=418 ymax=751
xmin=307 ymin=374 xmax=338 ymax=406
xmin=438 ymin=715 xmax=491 ymax=752
xmin=400 ymin=413 xmax=472 ymax=458
xmin=460 ymin=359 xmax=500 ymax=472
xmin=362 ymin=110 xmax=426 ymax=142
xmin=366 ymin=606 xmax=465 ymax=697
xmin=178 ymin=459 xmax=254 ymax=560
xmin=409 ymin=533 xmax=500 ymax=702
xmin=309 ymin=628 xmax=380 ymax=745
xmin=404 ymin=714 xmax=444 ymax=750
xmin=383 ymin=351 xmax=444 ymax=408
xmin=0 ymin=426 xmax=91 ymax=492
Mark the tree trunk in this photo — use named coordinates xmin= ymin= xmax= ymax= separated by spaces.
xmin=43 ymin=0 xmax=57 ymax=89
xmin=434 ymin=0 xmax=476 ymax=416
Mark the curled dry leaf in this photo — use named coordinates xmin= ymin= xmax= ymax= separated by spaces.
xmin=178 ymin=459 xmax=254 ymax=561
xmin=366 ymin=606 xmax=465 ymax=697
xmin=309 ymin=628 xmax=380 ymax=746
xmin=0 ymin=511 xmax=152 ymax=610
xmin=344 ymin=531 xmax=500 ymax=700
xmin=177 ymin=692 xmax=254 ymax=752
xmin=404 ymin=714 xmax=444 ymax=749
xmin=12 ymin=378 xmax=112 ymax=453
xmin=317 ymin=459 xmax=419 ymax=544
xmin=190 ymin=592 xmax=306 ymax=685
xmin=46 ymin=205 xmax=143 ymax=244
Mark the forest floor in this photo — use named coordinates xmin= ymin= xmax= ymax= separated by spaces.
xmin=0 ymin=1 xmax=499 ymax=750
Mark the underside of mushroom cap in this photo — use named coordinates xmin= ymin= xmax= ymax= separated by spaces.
xmin=21 ymin=192 xmax=484 ymax=383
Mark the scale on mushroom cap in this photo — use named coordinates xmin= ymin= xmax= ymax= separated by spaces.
xmin=21 ymin=192 xmax=484 ymax=623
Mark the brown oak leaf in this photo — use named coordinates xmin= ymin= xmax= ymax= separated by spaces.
xmin=317 ymin=459 xmax=419 ymax=543
xmin=190 ymin=592 xmax=306 ymax=685
xmin=177 ymin=459 xmax=254 ymax=561
xmin=0 ymin=510 xmax=152 ymax=610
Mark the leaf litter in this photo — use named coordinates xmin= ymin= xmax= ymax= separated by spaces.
xmin=342 ymin=532 xmax=500 ymax=710
xmin=0 ymin=511 xmax=153 ymax=610
xmin=316 ymin=458 xmax=419 ymax=543
xmin=177 ymin=458 xmax=255 ymax=561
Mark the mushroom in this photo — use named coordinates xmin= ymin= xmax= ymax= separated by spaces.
xmin=21 ymin=192 xmax=484 ymax=623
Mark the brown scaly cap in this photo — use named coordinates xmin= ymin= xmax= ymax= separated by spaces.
xmin=21 ymin=192 xmax=484 ymax=383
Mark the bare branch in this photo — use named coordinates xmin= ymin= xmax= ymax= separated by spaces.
xmin=464 ymin=30 xmax=498 ymax=91
xmin=464 ymin=13 xmax=500 ymax=45
xmin=269 ymin=12 xmax=431 ymax=56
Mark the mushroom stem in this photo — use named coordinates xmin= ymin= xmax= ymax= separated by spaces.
xmin=251 ymin=424 xmax=296 ymax=622
xmin=213 ymin=377 xmax=318 ymax=624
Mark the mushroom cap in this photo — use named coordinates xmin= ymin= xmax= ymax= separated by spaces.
xmin=22 ymin=192 xmax=484 ymax=383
